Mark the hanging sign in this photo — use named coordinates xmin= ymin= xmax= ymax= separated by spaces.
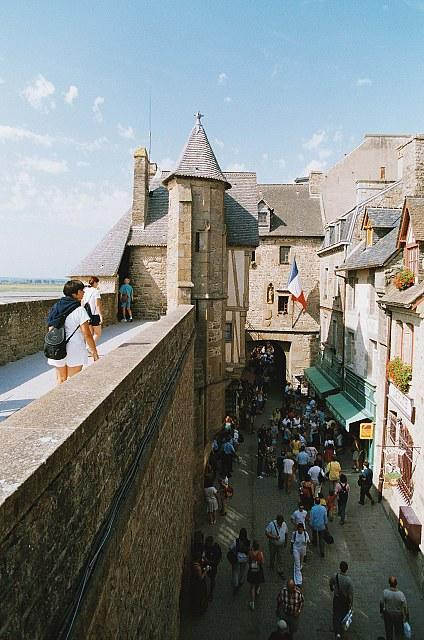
xmin=360 ymin=422 xmax=374 ymax=439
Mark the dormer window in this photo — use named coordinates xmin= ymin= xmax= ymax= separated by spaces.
xmin=363 ymin=219 xmax=373 ymax=247
xmin=405 ymin=222 xmax=419 ymax=276
xmin=258 ymin=199 xmax=271 ymax=232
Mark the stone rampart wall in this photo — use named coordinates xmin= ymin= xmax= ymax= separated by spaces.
xmin=0 ymin=294 xmax=117 ymax=366
xmin=0 ymin=306 xmax=195 ymax=640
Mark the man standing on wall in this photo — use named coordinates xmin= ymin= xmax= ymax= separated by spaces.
xmin=119 ymin=277 xmax=134 ymax=322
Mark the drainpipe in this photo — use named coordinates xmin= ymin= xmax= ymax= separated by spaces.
xmin=336 ymin=271 xmax=347 ymax=389
xmin=378 ymin=306 xmax=392 ymax=502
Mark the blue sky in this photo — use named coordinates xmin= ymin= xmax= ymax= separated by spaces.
xmin=1 ymin=0 xmax=424 ymax=277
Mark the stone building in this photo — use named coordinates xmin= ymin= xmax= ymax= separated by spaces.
xmin=246 ymin=181 xmax=324 ymax=382
xmin=72 ymin=113 xmax=258 ymax=449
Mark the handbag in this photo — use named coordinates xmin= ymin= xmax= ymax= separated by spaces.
xmin=341 ymin=609 xmax=353 ymax=631
xmin=226 ymin=549 xmax=237 ymax=565
xmin=322 ymin=529 xmax=334 ymax=544
xmin=84 ymin=302 xmax=101 ymax=327
xmin=403 ymin=621 xmax=412 ymax=639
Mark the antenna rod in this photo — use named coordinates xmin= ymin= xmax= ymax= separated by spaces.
xmin=148 ymin=93 xmax=152 ymax=158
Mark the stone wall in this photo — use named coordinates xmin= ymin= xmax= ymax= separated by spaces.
xmin=0 ymin=306 xmax=196 ymax=640
xmin=0 ymin=294 xmax=117 ymax=366
xmin=129 ymin=246 xmax=167 ymax=320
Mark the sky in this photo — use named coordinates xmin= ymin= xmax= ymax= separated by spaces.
xmin=1 ymin=0 xmax=424 ymax=277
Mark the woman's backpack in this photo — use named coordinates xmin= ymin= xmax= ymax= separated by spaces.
xmin=44 ymin=312 xmax=79 ymax=360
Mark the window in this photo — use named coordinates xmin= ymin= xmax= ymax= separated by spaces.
xmin=279 ymin=246 xmax=290 ymax=264
xmin=366 ymin=226 xmax=373 ymax=247
xmin=347 ymin=276 xmax=357 ymax=310
xmin=258 ymin=212 xmax=267 ymax=225
xmin=346 ymin=331 xmax=355 ymax=364
xmin=331 ymin=319 xmax=337 ymax=348
xmin=333 ymin=267 xmax=339 ymax=297
xmin=251 ymin=250 xmax=256 ymax=262
xmin=394 ymin=320 xmax=403 ymax=358
xmin=403 ymin=323 xmax=414 ymax=366
xmin=405 ymin=245 xmax=419 ymax=277
xmin=195 ymin=232 xmax=200 ymax=252
xmin=278 ymin=295 xmax=289 ymax=314
xmin=225 ymin=322 xmax=233 ymax=342
xmin=323 ymin=267 xmax=329 ymax=299
xmin=368 ymin=339 xmax=377 ymax=378
xmin=321 ymin=314 xmax=329 ymax=344
xmin=368 ymin=273 xmax=376 ymax=314
xmin=380 ymin=166 xmax=386 ymax=180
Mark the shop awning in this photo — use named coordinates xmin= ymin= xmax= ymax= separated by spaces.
xmin=304 ymin=367 xmax=339 ymax=397
xmin=325 ymin=393 xmax=371 ymax=430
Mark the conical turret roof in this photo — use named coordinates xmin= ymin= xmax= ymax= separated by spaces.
xmin=163 ymin=113 xmax=231 ymax=189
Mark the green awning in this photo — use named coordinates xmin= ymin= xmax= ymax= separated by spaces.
xmin=325 ymin=393 xmax=371 ymax=430
xmin=304 ymin=367 xmax=339 ymax=397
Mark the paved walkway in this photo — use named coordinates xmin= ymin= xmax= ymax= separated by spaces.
xmin=180 ymin=383 xmax=424 ymax=639
xmin=0 ymin=320 xmax=152 ymax=422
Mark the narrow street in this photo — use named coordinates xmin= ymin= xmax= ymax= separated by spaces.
xmin=180 ymin=379 xmax=424 ymax=639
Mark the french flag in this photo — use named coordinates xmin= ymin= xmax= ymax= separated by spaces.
xmin=287 ymin=257 xmax=307 ymax=310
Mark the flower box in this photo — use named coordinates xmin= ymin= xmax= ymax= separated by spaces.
xmin=387 ymin=357 xmax=412 ymax=394
xmin=393 ymin=269 xmax=415 ymax=291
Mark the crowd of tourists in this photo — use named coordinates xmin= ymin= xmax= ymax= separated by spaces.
xmin=189 ymin=344 xmax=411 ymax=640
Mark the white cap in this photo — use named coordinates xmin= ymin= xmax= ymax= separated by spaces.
xmin=277 ymin=619 xmax=288 ymax=631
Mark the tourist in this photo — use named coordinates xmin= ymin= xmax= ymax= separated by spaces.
xmin=204 ymin=484 xmax=219 ymax=525
xmin=230 ymin=528 xmax=250 ymax=592
xmin=204 ymin=535 xmax=222 ymax=599
xmin=119 ymin=276 xmax=134 ymax=322
xmin=190 ymin=551 xmax=211 ymax=614
xmin=380 ymin=575 xmax=408 ymax=640
xmin=222 ymin=436 xmax=236 ymax=478
xmin=299 ymin=475 xmax=314 ymax=511
xmin=291 ymin=522 xmax=310 ymax=587
xmin=265 ymin=514 xmax=288 ymax=577
xmin=191 ymin=530 xmax=204 ymax=557
xmin=308 ymin=462 xmax=326 ymax=497
xmin=277 ymin=449 xmax=285 ymax=490
xmin=326 ymin=455 xmax=342 ymax=491
xmin=324 ymin=435 xmax=336 ymax=463
xmin=310 ymin=497 xmax=328 ymax=558
xmin=47 ymin=279 xmax=99 ymax=384
xmin=358 ymin=461 xmax=375 ymax=505
xmin=326 ymin=489 xmax=337 ymax=522
xmin=296 ymin=446 xmax=309 ymax=483
xmin=335 ymin=473 xmax=350 ymax=525
xmin=291 ymin=504 xmax=308 ymax=529
xmin=218 ymin=475 xmax=231 ymax=515
xmin=329 ymin=561 xmax=353 ymax=639
xmin=276 ymin=578 xmax=305 ymax=638
xmin=247 ymin=539 xmax=265 ymax=610
xmin=282 ymin=453 xmax=295 ymax=494
xmin=82 ymin=276 xmax=103 ymax=349
xmin=291 ymin=433 xmax=302 ymax=457
xmin=267 ymin=619 xmax=290 ymax=640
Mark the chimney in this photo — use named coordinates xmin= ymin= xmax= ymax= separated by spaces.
xmin=355 ymin=179 xmax=392 ymax=204
xmin=132 ymin=147 xmax=149 ymax=227
xmin=309 ymin=171 xmax=324 ymax=197
xmin=399 ymin=136 xmax=424 ymax=196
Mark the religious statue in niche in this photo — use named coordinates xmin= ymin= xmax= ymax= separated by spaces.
xmin=267 ymin=283 xmax=274 ymax=304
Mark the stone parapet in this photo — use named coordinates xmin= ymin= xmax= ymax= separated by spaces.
xmin=0 ymin=305 xmax=195 ymax=640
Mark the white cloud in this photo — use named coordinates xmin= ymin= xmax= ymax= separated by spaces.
xmin=22 ymin=74 xmax=56 ymax=111
xmin=225 ymin=162 xmax=246 ymax=171
xmin=224 ymin=96 xmax=232 ymax=103
xmin=297 ymin=153 xmax=304 ymax=162
xmin=64 ymin=85 xmax=79 ymax=105
xmin=0 ymin=78 xmax=4 ymax=85
xmin=333 ymin=130 xmax=343 ymax=143
xmin=159 ymin=157 xmax=175 ymax=170
xmin=356 ymin=77 xmax=372 ymax=87
xmin=72 ymin=135 xmax=109 ymax=152
xmin=303 ymin=159 xmax=327 ymax=174
xmin=318 ymin=148 xmax=333 ymax=159
xmin=303 ymin=130 xmax=327 ymax=150
xmin=76 ymin=160 xmax=90 ymax=167
xmin=0 ymin=125 xmax=54 ymax=146
xmin=19 ymin=156 xmax=68 ymax=174
xmin=92 ymin=96 xmax=105 ymax=123
xmin=278 ymin=157 xmax=286 ymax=169
xmin=218 ymin=72 xmax=228 ymax=85
xmin=262 ymin=153 xmax=269 ymax=161
xmin=214 ymin=137 xmax=225 ymax=149
xmin=117 ymin=123 xmax=135 ymax=139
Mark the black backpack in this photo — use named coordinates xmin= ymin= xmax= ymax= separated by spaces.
xmin=44 ymin=311 xmax=79 ymax=360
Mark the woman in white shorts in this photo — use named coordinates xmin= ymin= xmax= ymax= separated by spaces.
xmin=82 ymin=276 xmax=103 ymax=349
xmin=47 ymin=280 xmax=99 ymax=384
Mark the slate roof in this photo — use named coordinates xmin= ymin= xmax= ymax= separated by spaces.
xmin=380 ymin=281 xmax=424 ymax=308
xmin=403 ymin=197 xmax=424 ymax=241
xmin=70 ymin=209 xmax=131 ymax=276
xmin=366 ymin=208 xmax=401 ymax=228
xmin=257 ymin=184 xmax=323 ymax=237
xmin=342 ymin=226 xmax=400 ymax=271
xmin=162 ymin=115 xmax=231 ymax=189
xmin=127 ymin=170 xmax=258 ymax=248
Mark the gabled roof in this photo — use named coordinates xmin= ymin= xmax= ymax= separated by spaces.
xmin=127 ymin=170 xmax=259 ymax=248
xmin=398 ymin=196 xmax=424 ymax=245
xmin=70 ymin=209 xmax=131 ymax=276
xmin=162 ymin=114 xmax=231 ymax=189
xmin=257 ymin=183 xmax=323 ymax=237
xmin=362 ymin=208 xmax=401 ymax=229
xmin=342 ymin=226 xmax=400 ymax=271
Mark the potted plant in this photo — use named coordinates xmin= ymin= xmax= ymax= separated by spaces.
xmin=393 ymin=268 xmax=415 ymax=291
xmin=387 ymin=357 xmax=412 ymax=393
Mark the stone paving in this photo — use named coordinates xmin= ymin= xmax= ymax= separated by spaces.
xmin=0 ymin=320 xmax=152 ymax=422
xmin=180 ymin=384 xmax=424 ymax=640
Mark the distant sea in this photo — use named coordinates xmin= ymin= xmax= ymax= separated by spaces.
xmin=0 ymin=282 xmax=63 ymax=303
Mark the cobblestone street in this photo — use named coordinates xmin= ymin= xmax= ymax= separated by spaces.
xmin=180 ymin=385 xmax=424 ymax=640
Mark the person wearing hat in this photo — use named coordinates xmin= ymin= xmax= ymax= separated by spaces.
xmin=267 ymin=619 xmax=290 ymax=640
